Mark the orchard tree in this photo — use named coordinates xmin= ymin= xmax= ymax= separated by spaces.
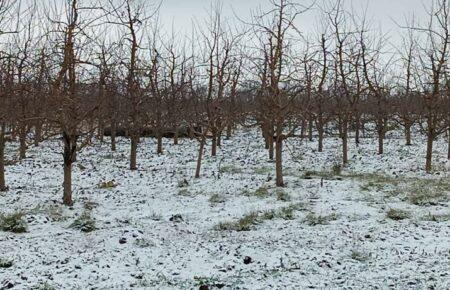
xmin=409 ymin=0 xmax=450 ymax=172
xmin=326 ymin=0 xmax=363 ymax=164
xmin=46 ymin=0 xmax=101 ymax=205
xmin=0 ymin=0 xmax=19 ymax=191
xmin=106 ymin=0 xmax=159 ymax=170
xmin=252 ymin=0 xmax=312 ymax=186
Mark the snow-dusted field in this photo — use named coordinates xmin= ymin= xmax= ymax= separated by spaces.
xmin=1 ymin=129 xmax=449 ymax=289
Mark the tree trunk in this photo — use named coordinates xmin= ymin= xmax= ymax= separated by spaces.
xmin=448 ymin=127 xmax=450 ymax=159
xmin=275 ymin=135 xmax=284 ymax=187
xmin=405 ymin=123 xmax=412 ymax=146
xmin=425 ymin=129 xmax=434 ymax=173
xmin=11 ymin=126 xmax=17 ymax=140
xmin=189 ymin=124 xmax=195 ymax=139
xmin=217 ymin=131 xmax=222 ymax=147
xmin=111 ymin=121 xmax=117 ymax=151
xmin=195 ymin=135 xmax=206 ymax=178
xmin=376 ymin=118 xmax=384 ymax=155
xmin=262 ymin=124 xmax=270 ymax=149
xmin=268 ymin=133 xmax=274 ymax=160
xmin=19 ymin=125 xmax=27 ymax=160
xmin=98 ymin=120 xmax=104 ymax=143
xmin=63 ymin=162 xmax=73 ymax=206
xmin=157 ymin=133 xmax=163 ymax=155
xmin=300 ymin=119 xmax=306 ymax=139
xmin=130 ymin=136 xmax=138 ymax=170
xmin=342 ymin=118 xmax=348 ymax=165
xmin=86 ymin=121 xmax=94 ymax=146
xmin=211 ymin=135 xmax=217 ymax=157
xmin=355 ymin=115 xmax=360 ymax=145
xmin=226 ymin=124 xmax=232 ymax=139
xmin=34 ymin=122 xmax=42 ymax=147
xmin=308 ymin=117 xmax=313 ymax=141
xmin=173 ymin=127 xmax=179 ymax=145
xmin=378 ymin=130 xmax=384 ymax=155
xmin=317 ymin=114 xmax=324 ymax=152
xmin=62 ymin=132 xmax=77 ymax=206
xmin=0 ymin=127 xmax=6 ymax=191
xmin=265 ymin=136 xmax=270 ymax=150
xmin=318 ymin=126 xmax=324 ymax=152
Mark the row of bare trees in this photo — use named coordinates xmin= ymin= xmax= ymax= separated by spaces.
xmin=0 ymin=0 xmax=449 ymax=205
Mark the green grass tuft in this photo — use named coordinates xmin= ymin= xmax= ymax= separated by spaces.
xmin=70 ymin=210 xmax=96 ymax=232
xmin=0 ymin=212 xmax=28 ymax=233
xmin=304 ymin=212 xmax=339 ymax=226
xmin=386 ymin=208 xmax=410 ymax=221
xmin=215 ymin=203 xmax=304 ymax=231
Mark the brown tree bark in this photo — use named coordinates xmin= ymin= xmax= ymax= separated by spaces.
xmin=308 ymin=117 xmax=313 ymax=141
xmin=265 ymin=137 xmax=270 ymax=150
xmin=130 ymin=135 xmax=138 ymax=170
xmin=405 ymin=122 xmax=412 ymax=146
xmin=189 ymin=124 xmax=195 ymax=139
xmin=34 ymin=122 xmax=42 ymax=147
xmin=173 ymin=127 xmax=179 ymax=145
xmin=217 ymin=131 xmax=222 ymax=147
xmin=63 ymin=163 xmax=72 ymax=205
xmin=447 ymin=127 xmax=450 ymax=159
xmin=377 ymin=118 xmax=385 ymax=155
xmin=211 ymin=135 xmax=217 ymax=156
xmin=19 ymin=126 xmax=27 ymax=160
xmin=98 ymin=120 xmax=104 ymax=143
xmin=262 ymin=123 xmax=270 ymax=149
xmin=62 ymin=132 xmax=77 ymax=206
xmin=268 ymin=133 xmax=274 ymax=160
xmin=341 ymin=118 xmax=348 ymax=164
xmin=300 ymin=119 xmax=306 ymax=139
xmin=0 ymin=125 xmax=6 ymax=192
xmin=210 ymin=123 xmax=218 ymax=156
xmin=157 ymin=132 xmax=163 ymax=155
xmin=318 ymin=125 xmax=324 ymax=152
xmin=355 ymin=115 xmax=360 ymax=145
xmin=226 ymin=124 xmax=232 ymax=139
xmin=378 ymin=130 xmax=384 ymax=155
xmin=111 ymin=120 xmax=117 ymax=151
xmin=425 ymin=131 xmax=433 ymax=173
xmin=275 ymin=134 xmax=284 ymax=187
xmin=195 ymin=135 xmax=206 ymax=178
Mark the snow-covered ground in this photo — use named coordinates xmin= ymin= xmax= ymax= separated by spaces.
xmin=0 ymin=129 xmax=449 ymax=289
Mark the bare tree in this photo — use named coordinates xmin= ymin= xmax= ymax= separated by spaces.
xmin=198 ymin=3 xmax=241 ymax=157
xmin=312 ymin=32 xmax=334 ymax=152
xmin=106 ymin=0 xmax=158 ymax=170
xmin=359 ymin=18 xmax=395 ymax=155
xmin=0 ymin=0 xmax=19 ymax=191
xmin=45 ymin=0 xmax=101 ymax=205
xmin=192 ymin=3 xmax=243 ymax=178
xmin=252 ymin=0 xmax=311 ymax=186
xmin=10 ymin=4 xmax=38 ymax=160
xmin=395 ymin=24 xmax=421 ymax=146
xmin=0 ymin=56 xmax=14 ymax=192
xmin=326 ymin=0 xmax=363 ymax=164
xmin=409 ymin=0 xmax=450 ymax=172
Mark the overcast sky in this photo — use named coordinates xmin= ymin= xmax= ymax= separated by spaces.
xmin=159 ymin=0 xmax=429 ymax=45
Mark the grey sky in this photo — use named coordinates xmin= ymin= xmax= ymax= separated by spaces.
xmin=159 ymin=0 xmax=428 ymax=44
